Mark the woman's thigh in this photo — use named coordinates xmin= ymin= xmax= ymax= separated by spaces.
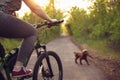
xmin=0 ymin=11 xmax=36 ymax=38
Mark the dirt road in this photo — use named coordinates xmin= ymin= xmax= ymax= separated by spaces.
xmin=28 ymin=37 xmax=106 ymax=80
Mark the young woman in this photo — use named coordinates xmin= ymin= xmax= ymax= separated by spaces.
xmin=0 ymin=0 xmax=56 ymax=78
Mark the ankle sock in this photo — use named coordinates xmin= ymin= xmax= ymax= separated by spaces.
xmin=13 ymin=66 xmax=22 ymax=72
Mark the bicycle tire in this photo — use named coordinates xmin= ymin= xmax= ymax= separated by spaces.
xmin=0 ymin=72 xmax=5 ymax=80
xmin=33 ymin=51 xmax=63 ymax=80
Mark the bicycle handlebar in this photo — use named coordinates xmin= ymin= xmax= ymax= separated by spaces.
xmin=34 ymin=19 xmax=64 ymax=28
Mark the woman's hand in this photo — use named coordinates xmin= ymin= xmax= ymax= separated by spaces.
xmin=49 ymin=19 xmax=58 ymax=23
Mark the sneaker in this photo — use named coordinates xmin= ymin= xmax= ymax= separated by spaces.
xmin=12 ymin=66 xmax=32 ymax=77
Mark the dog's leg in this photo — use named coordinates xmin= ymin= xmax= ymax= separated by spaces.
xmin=75 ymin=57 xmax=79 ymax=64
xmin=80 ymin=58 xmax=83 ymax=65
xmin=85 ymin=58 xmax=90 ymax=65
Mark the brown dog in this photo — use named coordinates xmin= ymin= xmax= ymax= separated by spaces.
xmin=74 ymin=49 xmax=93 ymax=65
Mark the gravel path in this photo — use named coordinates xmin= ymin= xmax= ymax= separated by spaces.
xmin=27 ymin=36 xmax=106 ymax=80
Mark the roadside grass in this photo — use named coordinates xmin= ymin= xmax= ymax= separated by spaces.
xmin=72 ymin=36 xmax=120 ymax=60
xmin=0 ymin=39 xmax=21 ymax=53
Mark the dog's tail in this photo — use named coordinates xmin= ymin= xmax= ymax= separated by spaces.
xmin=88 ymin=54 xmax=94 ymax=59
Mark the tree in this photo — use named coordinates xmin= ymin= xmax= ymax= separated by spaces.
xmin=45 ymin=0 xmax=63 ymax=19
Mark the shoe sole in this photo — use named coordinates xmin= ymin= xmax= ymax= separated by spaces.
xmin=12 ymin=72 xmax=32 ymax=78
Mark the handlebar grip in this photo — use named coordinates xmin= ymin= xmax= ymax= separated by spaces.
xmin=47 ymin=20 xmax=64 ymax=28
xmin=35 ymin=19 xmax=64 ymax=28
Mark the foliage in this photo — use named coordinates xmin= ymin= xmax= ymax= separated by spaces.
xmin=45 ymin=0 xmax=63 ymax=19
xmin=66 ymin=0 xmax=120 ymax=52
xmin=0 ymin=39 xmax=21 ymax=52
xmin=22 ymin=12 xmax=43 ymax=24
xmin=66 ymin=7 xmax=87 ymax=37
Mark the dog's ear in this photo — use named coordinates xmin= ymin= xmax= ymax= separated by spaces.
xmin=82 ymin=49 xmax=87 ymax=52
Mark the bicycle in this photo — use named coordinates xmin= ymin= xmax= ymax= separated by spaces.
xmin=0 ymin=20 xmax=64 ymax=80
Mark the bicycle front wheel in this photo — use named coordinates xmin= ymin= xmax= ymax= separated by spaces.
xmin=33 ymin=51 xmax=63 ymax=80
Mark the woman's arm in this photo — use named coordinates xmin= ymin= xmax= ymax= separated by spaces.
xmin=23 ymin=0 xmax=53 ymax=22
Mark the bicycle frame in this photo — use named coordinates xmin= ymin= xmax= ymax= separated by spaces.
xmin=0 ymin=53 xmax=13 ymax=80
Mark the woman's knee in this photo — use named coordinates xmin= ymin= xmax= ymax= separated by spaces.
xmin=26 ymin=25 xmax=37 ymax=38
xmin=32 ymin=28 xmax=37 ymax=37
xmin=30 ymin=28 xmax=37 ymax=41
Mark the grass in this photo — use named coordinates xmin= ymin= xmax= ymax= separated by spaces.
xmin=72 ymin=36 xmax=120 ymax=59
xmin=0 ymin=38 xmax=21 ymax=53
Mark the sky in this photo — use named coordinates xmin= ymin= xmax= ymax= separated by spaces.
xmin=34 ymin=0 xmax=93 ymax=10
xmin=17 ymin=0 xmax=93 ymax=17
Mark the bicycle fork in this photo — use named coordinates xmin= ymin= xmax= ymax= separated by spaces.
xmin=45 ymin=55 xmax=54 ymax=78
xmin=35 ymin=44 xmax=54 ymax=78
